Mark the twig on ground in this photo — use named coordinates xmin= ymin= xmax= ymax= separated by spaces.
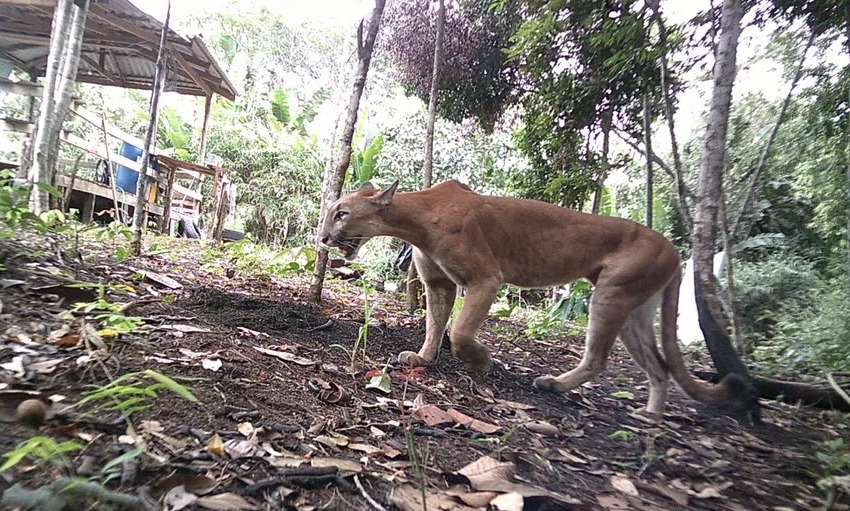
xmin=354 ymin=475 xmax=388 ymax=511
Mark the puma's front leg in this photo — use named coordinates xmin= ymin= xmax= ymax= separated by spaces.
xmin=448 ymin=281 xmax=498 ymax=372
xmin=398 ymin=250 xmax=457 ymax=367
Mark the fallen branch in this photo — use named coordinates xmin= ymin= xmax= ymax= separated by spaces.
xmin=354 ymin=475 xmax=388 ymax=511
xmin=2 ymin=478 xmax=141 ymax=510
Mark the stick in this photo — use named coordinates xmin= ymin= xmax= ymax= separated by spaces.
xmin=354 ymin=475 xmax=388 ymax=511
xmin=99 ymin=92 xmax=121 ymax=223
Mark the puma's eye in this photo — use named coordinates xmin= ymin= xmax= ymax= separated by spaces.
xmin=334 ymin=211 xmax=348 ymax=221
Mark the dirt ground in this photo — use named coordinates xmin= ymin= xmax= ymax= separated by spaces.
xmin=0 ymin=235 xmax=848 ymax=511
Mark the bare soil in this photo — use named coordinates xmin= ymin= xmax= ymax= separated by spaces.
xmin=0 ymin=235 xmax=847 ymax=510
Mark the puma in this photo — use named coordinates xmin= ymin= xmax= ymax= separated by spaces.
xmin=318 ymin=179 xmax=752 ymax=418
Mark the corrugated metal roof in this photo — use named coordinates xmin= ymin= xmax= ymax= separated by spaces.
xmin=0 ymin=0 xmax=237 ymax=100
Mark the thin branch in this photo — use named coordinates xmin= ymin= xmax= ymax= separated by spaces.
xmin=614 ymin=129 xmax=695 ymax=199
xmin=730 ymin=28 xmax=816 ymax=242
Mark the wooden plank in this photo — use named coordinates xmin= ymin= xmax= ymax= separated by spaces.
xmin=0 ymin=0 xmax=54 ymax=6
xmin=81 ymin=194 xmax=95 ymax=223
xmin=172 ymin=183 xmax=202 ymax=201
xmin=0 ymin=77 xmax=42 ymax=97
xmin=57 ymin=175 xmax=164 ymax=216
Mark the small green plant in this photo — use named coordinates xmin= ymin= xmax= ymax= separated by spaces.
xmin=611 ymin=430 xmax=634 ymax=442
xmin=217 ymin=239 xmax=316 ymax=276
xmin=71 ymin=284 xmax=143 ymax=334
xmin=71 ymin=369 xmax=199 ymax=418
xmin=1 ymin=436 xmax=84 ymax=472
xmin=817 ymin=437 xmax=850 ymax=506
xmin=352 ymin=280 xmax=377 ymax=366
xmin=92 ymin=218 xmax=134 ymax=261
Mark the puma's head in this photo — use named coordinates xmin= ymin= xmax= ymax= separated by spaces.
xmin=317 ymin=180 xmax=399 ymax=261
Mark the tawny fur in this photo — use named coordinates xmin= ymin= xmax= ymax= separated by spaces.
xmin=318 ymin=179 xmax=740 ymax=417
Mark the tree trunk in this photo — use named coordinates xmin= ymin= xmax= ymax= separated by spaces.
xmin=845 ymin=7 xmax=850 ymax=290
xmin=309 ymin=0 xmax=387 ymax=303
xmin=28 ymin=0 xmax=73 ymax=214
xmin=422 ymin=0 xmax=444 ymax=189
xmin=132 ymin=1 xmax=170 ymax=256
xmin=692 ymin=0 xmax=754 ymax=395
xmin=642 ymin=91 xmax=653 ymax=229
xmin=406 ymin=0 xmax=445 ymax=312
xmin=591 ymin=107 xmax=613 ymax=216
xmin=46 ymin=0 xmax=89 ymax=210
xmin=647 ymin=0 xmax=692 ymax=234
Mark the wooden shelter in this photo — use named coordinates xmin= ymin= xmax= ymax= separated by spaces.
xmin=0 ymin=0 xmax=237 ymax=237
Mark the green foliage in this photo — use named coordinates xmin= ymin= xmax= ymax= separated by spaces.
xmin=207 ymin=239 xmax=316 ymax=276
xmin=0 ymin=170 xmax=39 ymax=236
xmin=1 ymin=436 xmax=84 ymax=472
xmin=816 ymin=437 xmax=850 ymax=505
xmin=351 ymin=134 xmax=385 ymax=186
xmin=71 ymin=369 xmax=199 ymax=418
xmin=380 ymin=0 xmax=523 ymax=131
xmin=734 ymin=253 xmax=850 ymax=372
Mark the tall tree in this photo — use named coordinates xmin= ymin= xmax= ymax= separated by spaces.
xmin=28 ymin=0 xmax=73 ymax=213
xmin=405 ymin=0 xmax=446 ymax=312
xmin=691 ymin=0 xmax=755 ymax=394
xmin=132 ymin=1 xmax=170 ymax=255
xmin=309 ymin=0 xmax=388 ymax=303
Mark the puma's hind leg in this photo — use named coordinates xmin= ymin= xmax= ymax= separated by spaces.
xmin=618 ymin=293 xmax=670 ymax=420
xmin=534 ymin=287 xmax=634 ymax=393
xmin=398 ymin=249 xmax=457 ymax=367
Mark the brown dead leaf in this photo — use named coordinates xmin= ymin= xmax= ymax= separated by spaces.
xmin=490 ymin=492 xmax=523 ymax=511
xmin=633 ymin=480 xmax=689 ymax=507
xmin=139 ymin=270 xmax=183 ymax=290
xmin=196 ymin=493 xmax=255 ymax=510
xmin=237 ymin=326 xmax=269 ymax=338
xmin=391 ymin=483 xmax=480 ymax=511
xmin=412 ymin=404 xmax=454 ymax=426
xmin=163 ymin=324 xmax=211 ymax=334
xmin=524 ymin=421 xmax=560 ymax=437
xmin=53 ymin=334 xmax=80 ymax=347
xmin=457 ymin=455 xmax=517 ymax=489
xmin=596 ymin=494 xmax=630 ymax=510
xmin=610 ymin=475 xmax=639 ymax=497
xmin=253 ymin=346 xmax=315 ymax=366
xmin=206 ymin=432 xmax=224 ymax=456
xmin=693 ymin=481 xmax=734 ymax=499
xmin=447 ymin=408 xmax=501 ymax=434
xmin=445 ymin=485 xmax=500 ymax=507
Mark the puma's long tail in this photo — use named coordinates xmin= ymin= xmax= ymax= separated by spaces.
xmin=660 ymin=269 xmax=742 ymax=404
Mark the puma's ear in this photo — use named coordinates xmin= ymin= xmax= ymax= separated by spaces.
xmin=372 ymin=180 xmax=399 ymax=208
xmin=358 ymin=181 xmax=376 ymax=191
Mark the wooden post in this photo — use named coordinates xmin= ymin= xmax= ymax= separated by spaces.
xmin=81 ymin=193 xmax=95 ymax=222
xmin=132 ymin=0 xmax=170 ymax=255
xmin=160 ymin=163 xmax=177 ymax=234
xmin=197 ymin=94 xmax=212 ymax=165
xmin=209 ymin=167 xmax=221 ymax=235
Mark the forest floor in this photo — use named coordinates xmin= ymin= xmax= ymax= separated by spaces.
xmin=0 ymin=232 xmax=848 ymax=511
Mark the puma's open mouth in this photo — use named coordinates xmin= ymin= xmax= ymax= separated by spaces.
xmin=327 ymin=236 xmax=362 ymax=261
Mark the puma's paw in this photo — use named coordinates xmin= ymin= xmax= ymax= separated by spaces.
xmin=452 ymin=341 xmax=491 ymax=373
xmin=533 ymin=375 xmax=564 ymax=393
xmin=633 ymin=408 xmax=663 ymax=424
xmin=398 ymin=351 xmax=432 ymax=367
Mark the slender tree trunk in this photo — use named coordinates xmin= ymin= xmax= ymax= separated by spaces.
xmin=692 ymin=0 xmax=753 ymax=386
xmin=46 ymin=0 xmax=88 ymax=210
xmin=309 ymin=0 xmax=387 ymax=303
xmin=592 ymin=107 xmax=613 ymax=215
xmin=28 ymin=0 xmax=72 ymax=214
xmin=730 ymin=29 xmax=814 ymax=243
xmin=642 ymin=92 xmax=653 ymax=229
xmin=647 ymin=0 xmax=692 ymax=234
xmin=422 ymin=0 xmax=444 ymax=189
xmin=405 ymin=0 xmax=446 ymax=312
xmin=132 ymin=1 xmax=170 ymax=255
xmin=846 ymin=7 xmax=850 ymax=289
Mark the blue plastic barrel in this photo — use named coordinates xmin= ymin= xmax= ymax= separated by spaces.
xmin=114 ymin=142 xmax=158 ymax=196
